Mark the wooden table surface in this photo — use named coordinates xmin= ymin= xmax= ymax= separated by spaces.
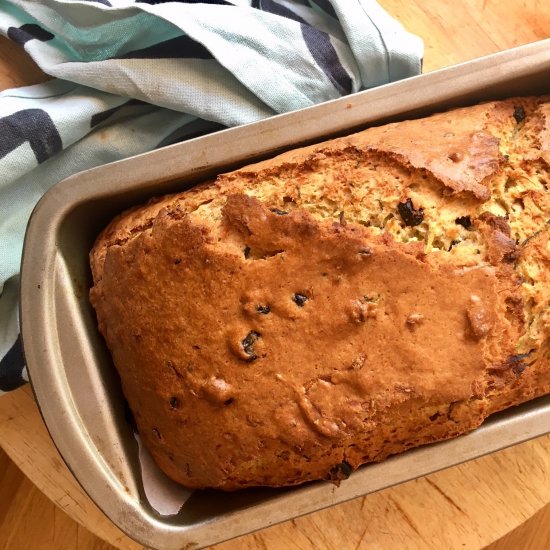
xmin=1 ymin=1 xmax=550 ymax=549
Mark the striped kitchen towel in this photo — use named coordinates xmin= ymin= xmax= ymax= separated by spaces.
xmin=0 ymin=0 xmax=423 ymax=392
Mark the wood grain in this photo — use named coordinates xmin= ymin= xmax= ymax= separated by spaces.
xmin=1 ymin=0 xmax=550 ymax=549
xmin=385 ymin=0 xmax=550 ymax=73
xmin=2 ymin=386 xmax=550 ymax=549
xmin=0 ymin=386 xmax=141 ymax=550
xmin=488 ymin=504 xmax=550 ymax=550
xmin=0 ymin=35 xmax=49 ymax=89
xmin=0 ymin=449 xmax=113 ymax=550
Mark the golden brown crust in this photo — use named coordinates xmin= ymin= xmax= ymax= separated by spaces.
xmin=90 ymin=96 xmax=550 ymax=490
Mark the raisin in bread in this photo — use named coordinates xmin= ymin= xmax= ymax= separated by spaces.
xmin=90 ymin=97 xmax=550 ymax=490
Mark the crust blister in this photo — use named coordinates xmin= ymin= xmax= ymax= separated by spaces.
xmin=90 ymin=96 xmax=550 ymax=490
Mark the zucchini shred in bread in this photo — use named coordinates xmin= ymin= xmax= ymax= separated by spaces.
xmin=90 ymin=97 xmax=550 ymax=490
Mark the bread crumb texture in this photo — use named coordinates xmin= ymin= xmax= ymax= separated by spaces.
xmin=90 ymin=97 xmax=550 ymax=490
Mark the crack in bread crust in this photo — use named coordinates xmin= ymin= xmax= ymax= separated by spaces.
xmin=90 ymin=96 xmax=550 ymax=490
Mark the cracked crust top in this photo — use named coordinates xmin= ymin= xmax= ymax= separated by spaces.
xmin=90 ymin=96 xmax=550 ymax=490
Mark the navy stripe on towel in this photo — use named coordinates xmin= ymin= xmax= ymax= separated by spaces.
xmin=301 ymin=23 xmax=352 ymax=95
xmin=253 ymin=0 xmax=305 ymax=23
xmin=7 ymin=24 xmax=54 ymax=45
xmin=309 ymin=0 xmax=338 ymax=20
xmin=115 ymin=35 xmax=214 ymax=60
xmin=253 ymin=0 xmax=352 ymax=95
xmin=0 ymin=335 xmax=26 ymax=392
xmin=0 ymin=109 xmax=62 ymax=164
xmin=137 ymin=0 xmax=232 ymax=5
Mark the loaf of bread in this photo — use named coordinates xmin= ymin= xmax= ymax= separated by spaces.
xmin=90 ymin=96 xmax=550 ymax=491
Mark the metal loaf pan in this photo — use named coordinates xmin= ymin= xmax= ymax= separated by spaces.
xmin=21 ymin=40 xmax=550 ymax=550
